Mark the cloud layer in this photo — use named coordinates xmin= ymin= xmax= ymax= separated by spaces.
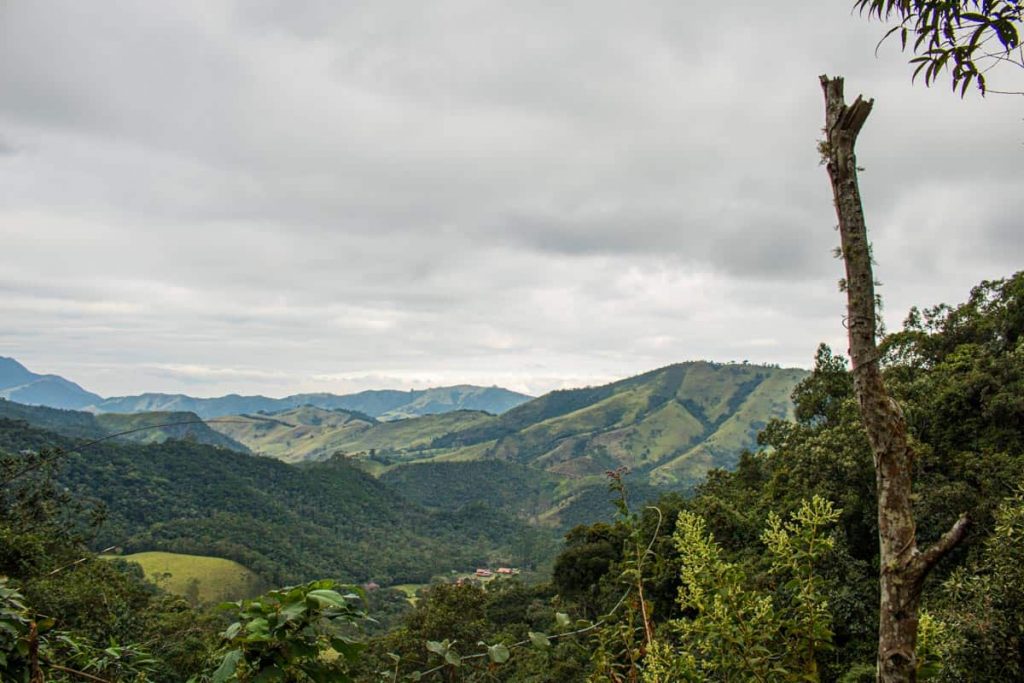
xmin=1 ymin=1 xmax=1021 ymax=397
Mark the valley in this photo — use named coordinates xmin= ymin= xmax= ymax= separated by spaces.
xmin=0 ymin=357 xmax=805 ymax=596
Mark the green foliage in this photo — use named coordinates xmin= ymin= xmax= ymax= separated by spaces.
xmin=918 ymin=484 xmax=1024 ymax=680
xmin=380 ymin=461 xmax=559 ymax=516
xmin=211 ymin=579 xmax=367 ymax=682
xmin=355 ymin=579 xmax=593 ymax=682
xmin=854 ymin=0 xmax=1023 ymax=95
xmin=1 ymin=445 xmax=221 ymax=682
xmin=0 ymin=578 xmax=35 ymax=679
xmin=642 ymin=497 xmax=840 ymax=682
xmin=2 ymin=272 xmax=1021 ymax=682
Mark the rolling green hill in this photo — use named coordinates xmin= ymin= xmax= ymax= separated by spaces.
xmin=93 ymin=411 xmax=251 ymax=452
xmin=206 ymin=406 xmax=376 ymax=462
xmin=211 ymin=408 xmax=497 ymax=463
xmin=0 ymin=398 xmax=107 ymax=439
xmin=207 ymin=363 xmax=807 ymax=530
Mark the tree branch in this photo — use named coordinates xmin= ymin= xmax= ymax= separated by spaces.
xmin=911 ymin=513 xmax=970 ymax=578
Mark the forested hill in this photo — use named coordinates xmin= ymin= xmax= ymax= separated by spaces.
xmin=0 ymin=399 xmax=250 ymax=452
xmin=0 ymin=418 xmax=540 ymax=585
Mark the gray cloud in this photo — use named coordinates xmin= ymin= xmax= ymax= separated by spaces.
xmin=0 ymin=0 xmax=1020 ymax=397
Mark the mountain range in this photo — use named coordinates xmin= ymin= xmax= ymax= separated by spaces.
xmin=0 ymin=356 xmax=809 ymax=586
xmin=0 ymin=357 xmax=532 ymax=419
xmin=212 ymin=361 xmax=807 ymax=488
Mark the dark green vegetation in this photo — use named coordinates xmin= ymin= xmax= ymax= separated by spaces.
xmin=0 ymin=419 xmax=538 ymax=587
xmin=856 ymin=0 xmax=1022 ymax=95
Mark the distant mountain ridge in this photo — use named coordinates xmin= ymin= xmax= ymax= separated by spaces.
xmin=0 ymin=357 xmax=102 ymax=409
xmin=91 ymin=385 xmax=532 ymax=420
xmin=0 ymin=357 xmax=533 ymax=419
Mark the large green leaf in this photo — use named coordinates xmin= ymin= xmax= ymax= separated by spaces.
xmin=211 ymin=649 xmax=242 ymax=683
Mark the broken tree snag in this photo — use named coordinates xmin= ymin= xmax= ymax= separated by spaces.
xmin=819 ymin=74 xmax=969 ymax=683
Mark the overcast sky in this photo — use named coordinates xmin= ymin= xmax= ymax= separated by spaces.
xmin=0 ymin=1 xmax=1021 ymax=398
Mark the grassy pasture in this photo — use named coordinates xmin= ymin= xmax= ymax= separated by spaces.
xmin=108 ymin=551 xmax=265 ymax=604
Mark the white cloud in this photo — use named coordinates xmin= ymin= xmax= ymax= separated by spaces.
xmin=0 ymin=0 xmax=1020 ymax=397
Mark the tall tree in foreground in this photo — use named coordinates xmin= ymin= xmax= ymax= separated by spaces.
xmin=818 ymin=76 xmax=971 ymax=683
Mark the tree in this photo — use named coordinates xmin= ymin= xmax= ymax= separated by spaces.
xmin=818 ymin=76 xmax=970 ymax=682
xmin=641 ymin=497 xmax=841 ymax=682
xmin=855 ymin=0 xmax=1023 ymax=95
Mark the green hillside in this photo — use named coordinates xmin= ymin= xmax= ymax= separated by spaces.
xmin=376 ymin=386 xmax=530 ymax=420
xmin=0 ymin=419 xmax=548 ymax=586
xmin=207 ymin=406 xmax=376 ymax=462
xmin=212 ymin=407 xmax=497 ymax=464
xmin=0 ymin=398 xmax=107 ymax=439
xmin=109 ymin=551 xmax=266 ymax=603
xmin=341 ymin=410 xmax=495 ymax=453
xmin=432 ymin=362 xmax=807 ymax=487
xmin=94 ymin=411 xmax=251 ymax=452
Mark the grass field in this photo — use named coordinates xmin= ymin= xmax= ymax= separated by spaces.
xmin=108 ymin=551 xmax=266 ymax=604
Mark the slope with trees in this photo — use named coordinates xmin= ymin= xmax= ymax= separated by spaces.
xmin=0 ymin=419 xmax=546 ymax=587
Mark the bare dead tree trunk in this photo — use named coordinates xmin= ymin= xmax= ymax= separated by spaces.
xmin=818 ymin=75 xmax=970 ymax=683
